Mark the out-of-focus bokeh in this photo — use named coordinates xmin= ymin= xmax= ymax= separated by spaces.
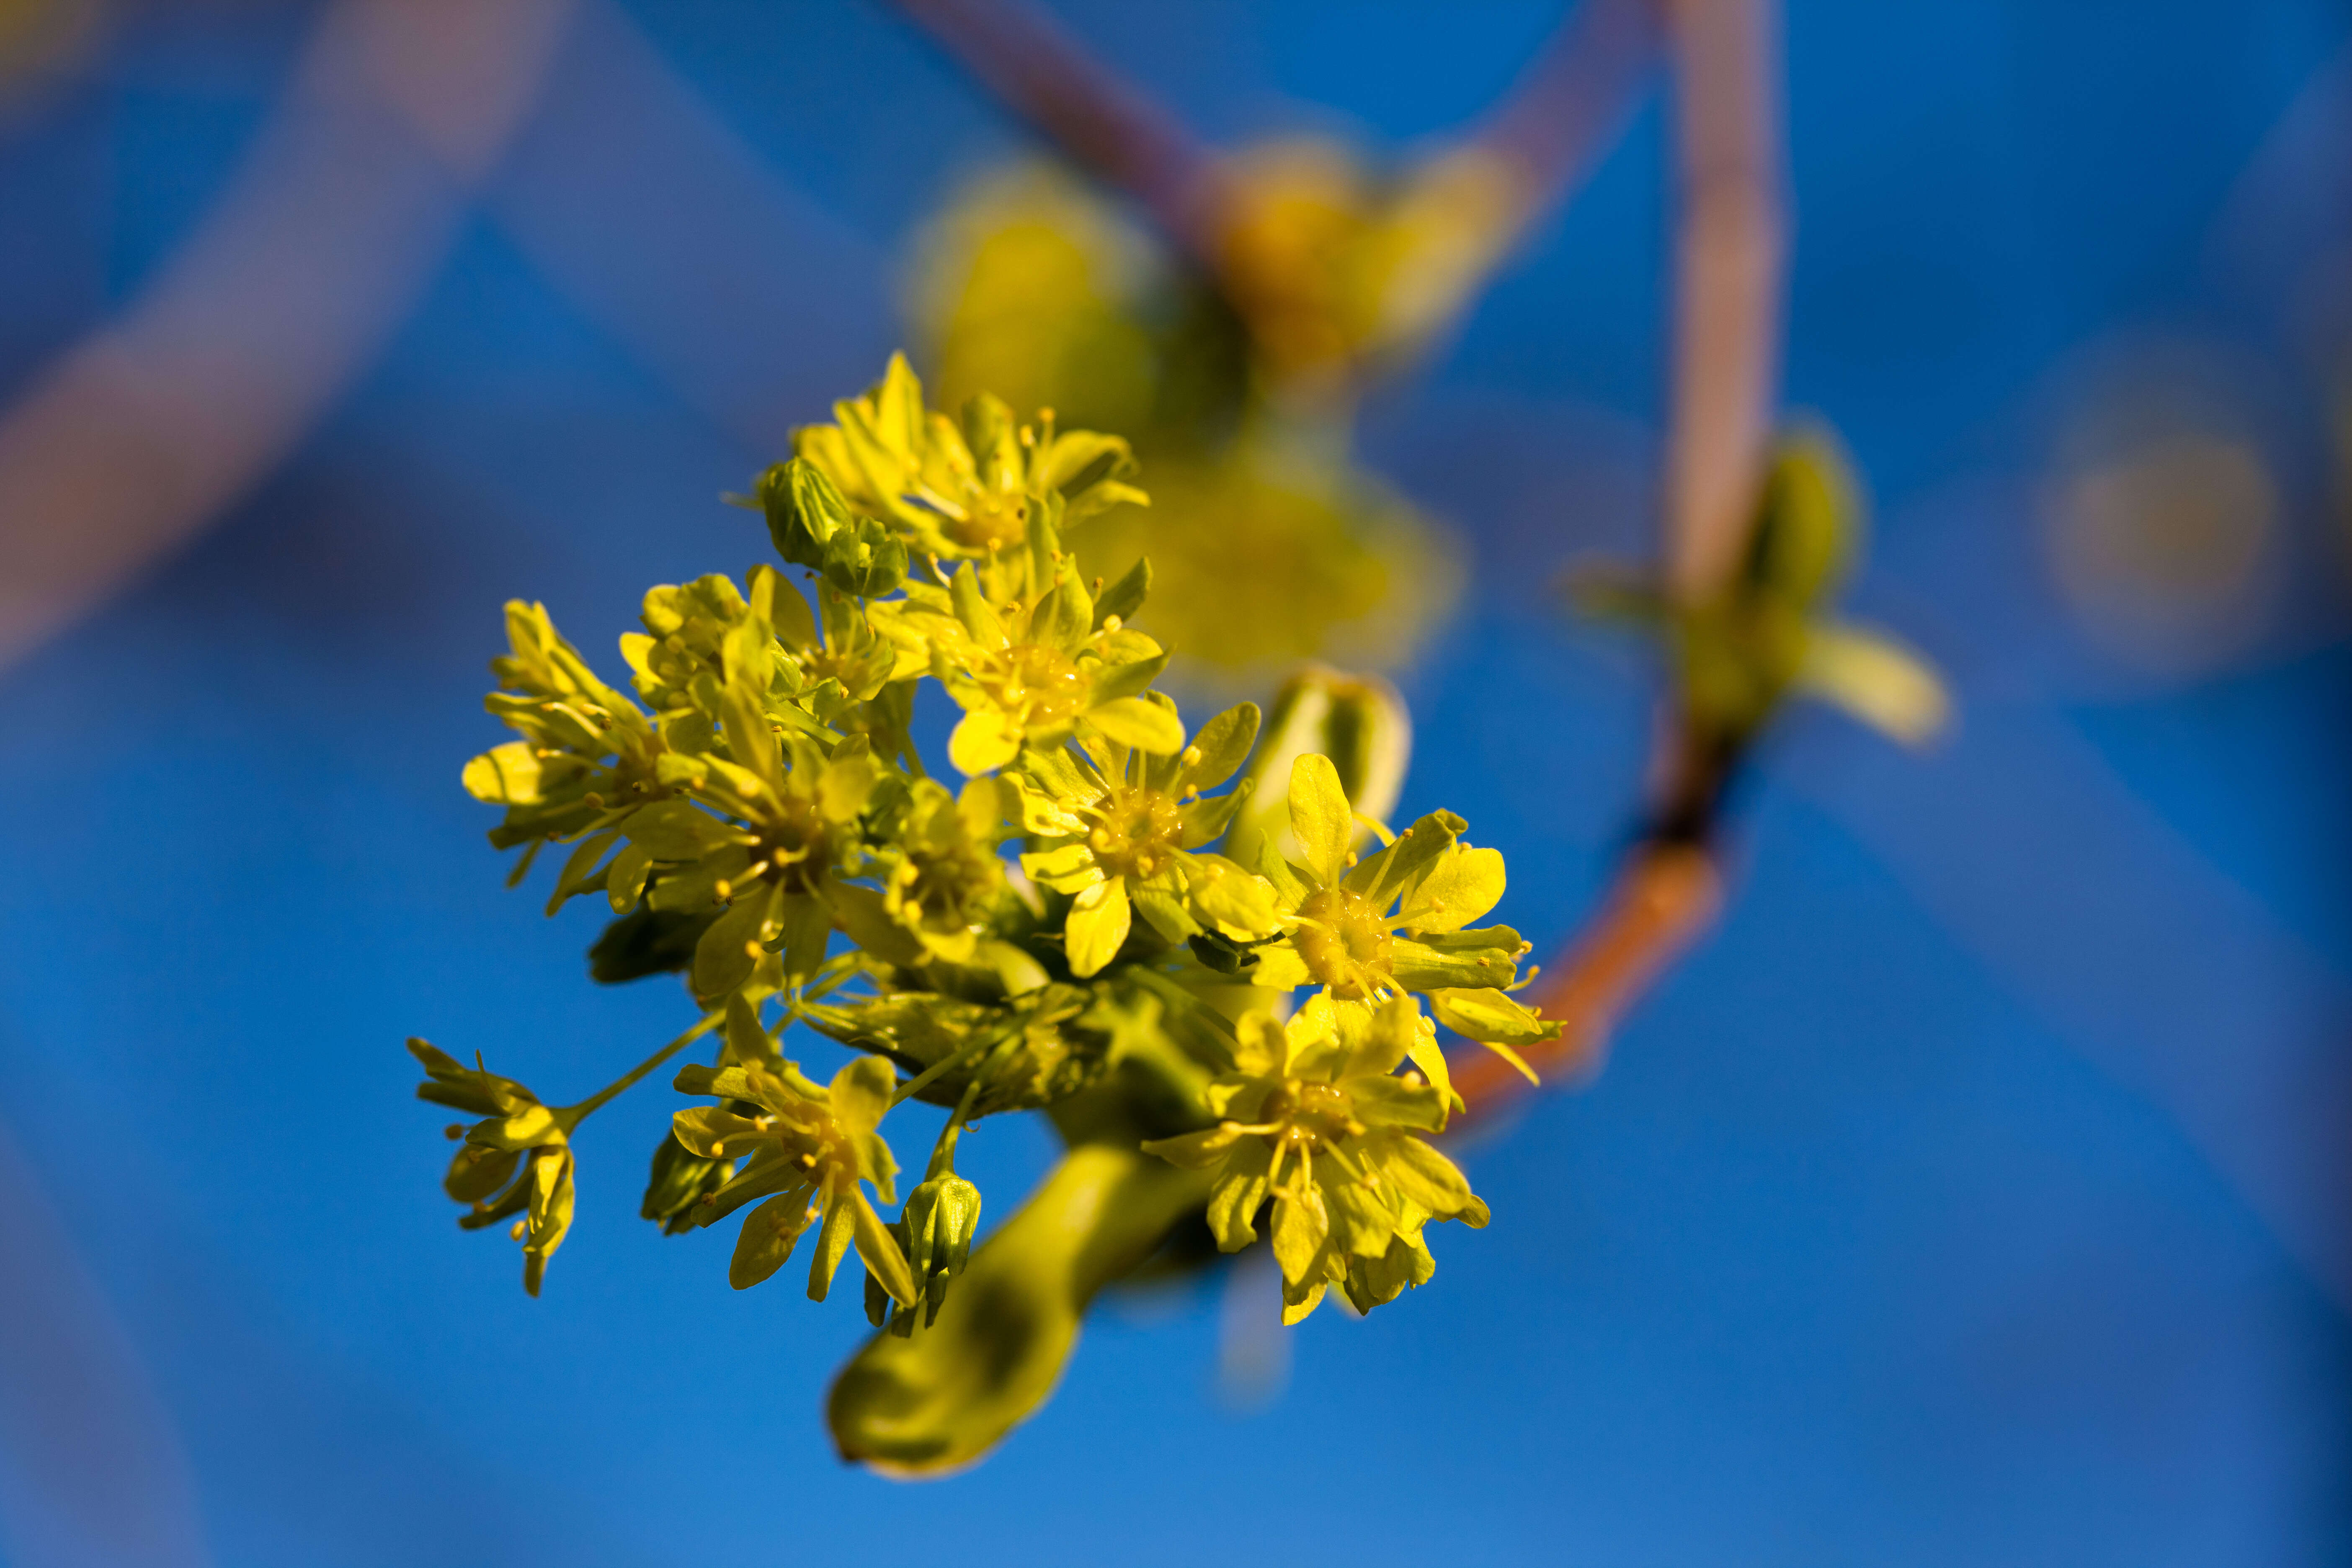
xmin=3 ymin=0 xmax=2351 ymax=1561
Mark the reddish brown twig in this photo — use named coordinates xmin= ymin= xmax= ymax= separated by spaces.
xmin=1455 ymin=843 xmax=1722 ymax=1109
xmin=1458 ymin=0 xmax=1785 ymax=1120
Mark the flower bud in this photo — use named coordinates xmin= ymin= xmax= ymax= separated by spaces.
xmin=903 ymin=1173 xmax=984 ymax=1326
xmin=1225 ymin=665 xmax=1410 ymax=870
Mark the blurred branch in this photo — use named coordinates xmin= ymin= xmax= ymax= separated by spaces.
xmin=890 ymin=0 xmax=1663 ymax=368
xmin=1659 ymin=0 xmax=1787 ymax=603
xmin=1455 ymin=843 xmax=1721 ymax=1107
xmin=1462 ymin=0 xmax=1785 ymax=1118
xmin=886 ymin=0 xmax=1224 ymax=262
xmin=1464 ymin=0 xmax=1665 ymax=253
xmin=889 ymin=0 xmax=1778 ymax=1114
xmin=0 ymin=1110 xmax=209 ymax=1567
xmin=0 ymin=0 xmax=576 ymax=671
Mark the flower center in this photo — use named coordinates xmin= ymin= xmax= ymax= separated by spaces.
xmin=1261 ymin=1079 xmax=1357 ymax=1153
xmin=754 ymin=795 xmax=831 ymax=895
xmin=1085 ymin=788 xmax=1184 ymax=880
xmin=798 ymin=644 xmax=861 ymax=691
xmin=897 ymin=838 xmax=997 ymax=924
xmin=990 ymin=643 xmax=1088 ymax=727
xmin=950 ymin=487 xmax=1028 ymax=552
xmin=1292 ymin=885 xmax=1393 ymax=1001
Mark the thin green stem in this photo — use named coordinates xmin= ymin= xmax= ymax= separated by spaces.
xmin=926 ymin=1078 xmax=986 ymax=1179
xmin=891 ymin=1020 xmax=1018 ymax=1108
xmin=563 ymin=1009 xmax=725 ymax=1124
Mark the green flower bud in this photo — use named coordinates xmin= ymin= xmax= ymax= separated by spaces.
xmin=639 ymin=1129 xmax=733 ymax=1236
xmin=902 ymin=1172 xmax=984 ymax=1328
xmin=1225 ymin=664 xmax=1409 ymax=870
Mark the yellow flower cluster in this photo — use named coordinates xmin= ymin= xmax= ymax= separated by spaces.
xmin=409 ymin=354 xmax=1556 ymax=1466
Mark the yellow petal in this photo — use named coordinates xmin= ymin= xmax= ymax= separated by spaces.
xmin=852 ymin=1191 xmax=920 ymax=1308
xmin=730 ymin=1193 xmax=812 ymax=1289
xmin=1269 ymin=1186 xmax=1330 ymax=1287
xmin=1086 ymin=695 xmax=1186 ymax=754
xmin=1426 ymin=987 xmax=1557 ymax=1049
xmin=1140 ymin=1124 xmax=1248 ymax=1171
xmin=1393 ymin=844 xmax=1505 ymax=933
xmin=1286 ymin=753 xmax=1353 ymax=889
xmin=1064 ymin=876 xmax=1132 ymax=977
xmin=828 ymin=1054 xmax=897 ymax=1136
xmin=948 ymin=708 xmax=1023 ymax=775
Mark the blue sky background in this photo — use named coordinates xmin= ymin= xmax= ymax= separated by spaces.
xmin=3 ymin=2 xmax=2352 ymax=1563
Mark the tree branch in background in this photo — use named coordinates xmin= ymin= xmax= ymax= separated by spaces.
xmin=0 ymin=0 xmax=577 ymax=671
xmin=1463 ymin=0 xmax=1665 ymax=255
xmin=1461 ymin=0 xmax=1787 ymax=1118
xmin=1659 ymin=0 xmax=1787 ymax=602
xmin=890 ymin=0 xmax=1666 ymax=377
xmin=887 ymin=0 xmax=1225 ymax=263
xmin=1453 ymin=843 xmax=1721 ymax=1106
xmin=885 ymin=0 xmax=1785 ymax=1115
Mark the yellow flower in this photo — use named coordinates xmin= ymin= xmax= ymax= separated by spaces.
xmin=1251 ymin=754 xmax=1502 ymax=998
xmin=1142 ymin=995 xmax=1485 ymax=1323
xmin=882 ymin=777 xmax=1009 ymax=963
xmin=1012 ymin=703 xmax=1277 ymax=977
xmin=462 ymin=601 xmax=667 ymax=866
xmin=409 ymin=1040 xmax=578 ymax=1297
xmin=792 ymin=352 xmax=1145 ymax=561
xmin=669 ymin=1055 xmax=918 ymax=1308
xmin=929 ymin=558 xmax=1184 ymax=774
xmin=1248 ymin=752 xmax=1560 ymax=1086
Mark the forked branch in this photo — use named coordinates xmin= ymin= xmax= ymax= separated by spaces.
xmin=1461 ymin=0 xmax=1785 ymax=1117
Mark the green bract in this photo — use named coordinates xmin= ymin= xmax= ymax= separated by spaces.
xmin=410 ymin=355 xmax=1555 ymax=1473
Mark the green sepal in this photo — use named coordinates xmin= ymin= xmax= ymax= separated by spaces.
xmin=1093 ymin=555 xmax=1150 ymax=628
xmin=588 ymin=905 xmax=720 ymax=984
xmin=641 ymin=1129 xmax=735 ymax=1235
